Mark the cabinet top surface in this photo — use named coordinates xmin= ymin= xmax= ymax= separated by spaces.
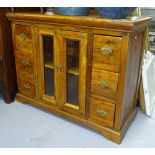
xmin=6 ymin=12 xmax=151 ymax=31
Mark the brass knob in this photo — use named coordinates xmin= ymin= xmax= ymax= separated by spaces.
xmin=56 ymin=64 xmax=62 ymax=72
xmin=100 ymin=47 xmax=112 ymax=56
xmin=21 ymin=60 xmax=31 ymax=67
xmin=96 ymin=109 xmax=107 ymax=118
xmin=56 ymin=64 xmax=59 ymax=72
xmin=23 ymin=83 xmax=30 ymax=90
xmin=98 ymin=80 xmax=109 ymax=89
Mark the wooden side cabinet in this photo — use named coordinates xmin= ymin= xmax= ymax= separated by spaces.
xmin=7 ymin=12 xmax=151 ymax=143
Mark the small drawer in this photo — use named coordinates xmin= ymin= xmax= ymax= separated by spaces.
xmin=89 ymin=97 xmax=115 ymax=128
xmin=16 ymin=54 xmax=34 ymax=76
xmin=14 ymin=24 xmax=34 ymax=55
xmin=91 ymin=68 xmax=118 ymax=103
xmin=93 ymin=35 xmax=122 ymax=72
xmin=18 ymin=78 xmax=36 ymax=98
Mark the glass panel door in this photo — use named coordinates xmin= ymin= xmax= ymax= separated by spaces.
xmin=66 ymin=40 xmax=79 ymax=105
xmin=43 ymin=36 xmax=54 ymax=96
xmin=38 ymin=28 xmax=59 ymax=104
xmin=60 ymin=31 xmax=87 ymax=115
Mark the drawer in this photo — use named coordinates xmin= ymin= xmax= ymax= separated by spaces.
xmin=14 ymin=24 xmax=34 ymax=55
xmin=18 ymin=78 xmax=36 ymax=98
xmin=93 ymin=35 xmax=122 ymax=72
xmin=89 ymin=97 xmax=115 ymax=128
xmin=91 ymin=68 xmax=119 ymax=103
xmin=16 ymin=54 xmax=34 ymax=76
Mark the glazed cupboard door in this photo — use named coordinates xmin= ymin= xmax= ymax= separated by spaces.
xmin=37 ymin=28 xmax=59 ymax=105
xmin=59 ymin=31 xmax=87 ymax=115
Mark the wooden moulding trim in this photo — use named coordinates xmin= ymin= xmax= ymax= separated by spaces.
xmin=6 ymin=13 xmax=151 ymax=32
xmin=16 ymin=93 xmax=122 ymax=144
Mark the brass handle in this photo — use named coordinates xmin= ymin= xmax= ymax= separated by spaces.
xmin=100 ymin=47 xmax=112 ymax=56
xmin=98 ymin=80 xmax=109 ymax=89
xmin=96 ymin=109 xmax=107 ymax=118
xmin=21 ymin=60 xmax=31 ymax=67
xmin=56 ymin=64 xmax=59 ymax=72
xmin=23 ymin=83 xmax=30 ymax=90
xmin=56 ymin=64 xmax=62 ymax=72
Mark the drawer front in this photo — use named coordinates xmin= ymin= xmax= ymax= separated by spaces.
xmin=89 ymin=97 xmax=115 ymax=127
xmin=18 ymin=78 xmax=36 ymax=98
xmin=91 ymin=68 xmax=118 ymax=103
xmin=14 ymin=24 xmax=33 ymax=55
xmin=93 ymin=35 xmax=122 ymax=72
xmin=16 ymin=54 xmax=34 ymax=76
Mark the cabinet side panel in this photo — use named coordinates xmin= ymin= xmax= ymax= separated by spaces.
xmin=0 ymin=9 xmax=17 ymax=102
xmin=120 ymin=31 xmax=144 ymax=126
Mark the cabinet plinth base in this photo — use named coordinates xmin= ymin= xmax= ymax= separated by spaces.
xmin=16 ymin=93 xmax=137 ymax=144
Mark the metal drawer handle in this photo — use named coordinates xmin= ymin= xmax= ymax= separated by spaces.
xmin=96 ymin=109 xmax=107 ymax=118
xmin=21 ymin=60 xmax=31 ymax=67
xmin=23 ymin=83 xmax=30 ymax=90
xmin=98 ymin=80 xmax=109 ymax=89
xmin=100 ymin=47 xmax=112 ymax=56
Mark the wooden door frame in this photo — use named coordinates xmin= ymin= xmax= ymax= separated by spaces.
xmin=59 ymin=30 xmax=87 ymax=116
xmin=37 ymin=27 xmax=59 ymax=105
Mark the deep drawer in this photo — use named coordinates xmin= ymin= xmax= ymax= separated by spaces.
xmin=14 ymin=24 xmax=34 ymax=55
xmin=89 ymin=97 xmax=115 ymax=128
xmin=92 ymin=35 xmax=122 ymax=72
xmin=18 ymin=78 xmax=36 ymax=98
xmin=91 ymin=68 xmax=119 ymax=103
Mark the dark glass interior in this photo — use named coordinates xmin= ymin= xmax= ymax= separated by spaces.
xmin=66 ymin=39 xmax=80 ymax=105
xmin=42 ymin=35 xmax=55 ymax=97
xmin=44 ymin=68 xmax=54 ymax=96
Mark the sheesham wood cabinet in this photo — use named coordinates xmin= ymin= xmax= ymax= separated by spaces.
xmin=7 ymin=12 xmax=151 ymax=143
xmin=0 ymin=8 xmax=40 ymax=103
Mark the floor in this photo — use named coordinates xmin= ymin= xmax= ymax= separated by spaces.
xmin=0 ymin=96 xmax=155 ymax=148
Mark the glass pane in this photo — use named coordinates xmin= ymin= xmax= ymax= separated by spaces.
xmin=66 ymin=39 xmax=80 ymax=106
xmin=42 ymin=35 xmax=55 ymax=96
xmin=44 ymin=68 xmax=54 ymax=96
